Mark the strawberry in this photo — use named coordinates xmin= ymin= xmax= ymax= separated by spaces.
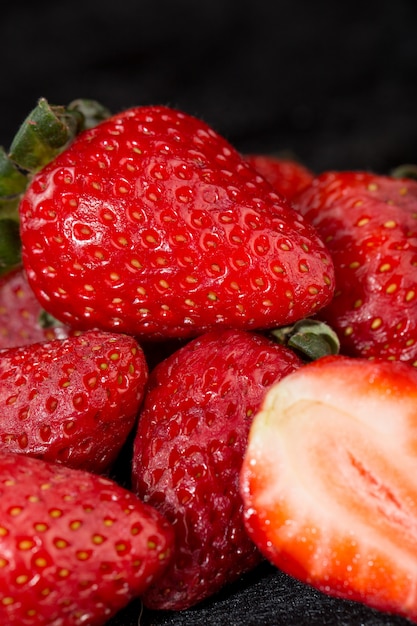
xmin=0 ymin=451 xmax=173 ymax=625
xmin=131 ymin=328 xmax=304 ymax=610
xmin=0 ymin=329 xmax=148 ymax=473
xmin=0 ymin=265 xmax=73 ymax=349
xmin=245 ymin=154 xmax=314 ymax=201
xmin=18 ymin=104 xmax=335 ymax=340
xmin=293 ymin=171 xmax=417 ymax=365
xmin=240 ymin=355 xmax=417 ymax=623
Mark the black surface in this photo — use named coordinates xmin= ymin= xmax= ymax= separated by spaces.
xmin=2 ymin=0 xmax=417 ymax=174
xmin=107 ymin=562 xmax=413 ymax=626
xmin=3 ymin=2 xmax=417 ymax=624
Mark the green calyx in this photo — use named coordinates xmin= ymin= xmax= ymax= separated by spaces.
xmin=390 ymin=163 xmax=417 ymax=181
xmin=269 ymin=318 xmax=340 ymax=362
xmin=0 ymin=97 xmax=111 ymax=275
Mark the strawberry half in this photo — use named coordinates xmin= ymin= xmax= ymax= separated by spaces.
xmin=245 ymin=154 xmax=314 ymax=201
xmin=0 ymin=451 xmax=173 ymax=625
xmin=240 ymin=355 xmax=417 ymax=623
xmin=131 ymin=328 xmax=303 ymax=610
xmin=293 ymin=171 xmax=417 ymax=364
xmin=0 ymin=329 xmax=148 ymax=472
xmin=19 ymin=104 xmax=334 ymax=340
xmin=0 ymin=265 xmax=72 ymax=349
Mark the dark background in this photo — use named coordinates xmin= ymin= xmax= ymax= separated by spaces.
xmin=2 ymin=0 xmax=417 ymax=175
xmin=3 ymin=1 xmax=417 ymax=624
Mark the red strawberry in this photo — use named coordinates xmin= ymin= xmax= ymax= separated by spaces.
xmin=0 ymin=451 xmax=173 ymax=625
xmin=240 ymin=355 xmax=417 ymax=623
xmin=245 ymin=154 xmax=314 ymax=201
xmin=293 ymin=171 xmax=417 ymax=364
xmin=19 ymin=104 xmax=334 ymax=340
xmin=0 ymin=329 xmax=148 ymax=473
xmin=131 ymin=328 xmax=303 ymax=610
xmin=0 ymin=265 xmax=72 ymax=349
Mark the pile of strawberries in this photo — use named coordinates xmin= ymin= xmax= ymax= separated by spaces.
xmin=0 ymin=97 xmax=417 ymax=625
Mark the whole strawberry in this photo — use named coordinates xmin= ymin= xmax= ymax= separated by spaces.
xmin=294 ymin=171 xmax=417 ymax=364
xmin=0 ymin=265 xmax=72 ymax=349
xmin=131 ymin=328 xmax=303 ymax=610
xmin=0 ymin=451 xmax=173 ymax=625
xmin=19 ymin=104 xmax=334 ymax=340
xmin=0 ymin=329 xmax=148 ymax=472
xmin=245 ymin=154 xmax=314 ymax=201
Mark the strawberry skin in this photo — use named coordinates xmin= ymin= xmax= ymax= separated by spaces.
xmin=245 ymin=154 xmax=314 ymax=201
xmin=0 ymin=330 xmax=148 ymax=472
xmin=0 ymin=265 xmax=72 ymax=349
xmin=131 ymin=328 xmax=303 ymax=610
xmin=19 ymin=105 xmax=334 ymax=340
xmin=293 ymin=171 xmax=417 ymax=364
xmin=240 ymin=355 xmax=417 ymax=623
xmin=0 ymin=451 xmax=173 ymax=625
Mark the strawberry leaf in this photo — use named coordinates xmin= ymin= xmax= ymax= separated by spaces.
xmin=0 ymin=218 xmax=22 ymax=274
xmin=270 ymin=319 xmax=340 ymax=361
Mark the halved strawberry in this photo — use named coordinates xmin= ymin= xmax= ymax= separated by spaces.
xmin=0 ymin=451 xmax=173 ymax=625
xmin=240 ymin=355 xmax=417 ymax=623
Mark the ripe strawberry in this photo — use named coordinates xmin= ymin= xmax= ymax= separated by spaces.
xmin=293 ymin=171 xmax=417 ymax=364
xmin=19 ymin=104 xmax=335 ymax=340
xmin=240 ymin=355 xmax=417 ymax=623
xmin=245 ymin=154 xmax=314 ymax=201
xmin=0 ymin=329 xmax=148 ymax=473
xmin=131 ymin=328 xmax=304 ymax=610
xmin=0 ymin=451 xmax=173 ymax=625
xmin=0 ymin=265 xmax=72 ymax=349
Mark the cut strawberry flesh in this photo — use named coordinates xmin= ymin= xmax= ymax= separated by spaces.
xmin=240 ymin=355 xmax=417 ymax=621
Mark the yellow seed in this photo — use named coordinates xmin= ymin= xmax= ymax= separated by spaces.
xmin=9 ymin=507 xmax=22 ymax=517
xmin=406 ymin=290 xmax=416 ymax=302
xmin=356 ymin=217 xmax=369 ymax=227
xmin=384 ymin=220 xmax=396 ymax=229
xmin=15 ymin=574 xmax=29 ymax=585
xmin=92 ymin=534 xmax=105 ymax=545
xmin=386 ymin=283 xmax=397 ymax=294
xmin=371 ymin=318 xmax=382 ymax=330
xmin=34 ymin=523 xmax=48 ymax=532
